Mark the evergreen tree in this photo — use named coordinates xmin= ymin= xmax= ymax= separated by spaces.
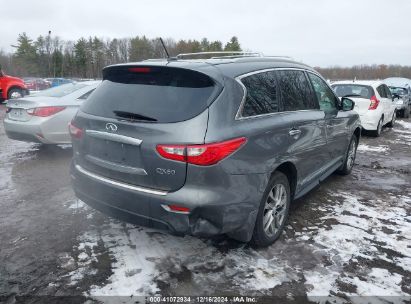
xmin=224 ymin=36 xmax=241 ymax=52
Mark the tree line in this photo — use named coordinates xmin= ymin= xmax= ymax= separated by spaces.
xmin=0 ymin=33 xmax=242 ymax=79
xmin=315 ymin=65 xmax=411 ymax=81
xmin=1 ymin=33 xmax=410 ymax=81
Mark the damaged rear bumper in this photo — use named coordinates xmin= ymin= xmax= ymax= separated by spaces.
xmin=70 ymin=162 xmax=267 ymax=242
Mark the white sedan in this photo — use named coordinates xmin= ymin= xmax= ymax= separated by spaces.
xmin=331 ymin=81 xmax=397 ymax=137
xmin=4 ymin=81 xmax=101 ymax=144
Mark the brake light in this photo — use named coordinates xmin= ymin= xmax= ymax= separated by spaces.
xmin=68 ymin=121 xmax=83 ymax=139
xmin=128 ymin=67 xmax=151 ymax=73
xmin=369 ymin=95 xmax=380 ymax=110
xmin=27 ymin=106 xmax=66 ymax=117
xmin=156 ymin=137 xmax=247 ymax=166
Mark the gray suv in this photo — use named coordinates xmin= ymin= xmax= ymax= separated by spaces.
xmin=70 ymin=54 xmax=361 ymax=247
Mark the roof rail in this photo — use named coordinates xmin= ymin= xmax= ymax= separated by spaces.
xmin=176 ymin=51 xmax=263 ymax=59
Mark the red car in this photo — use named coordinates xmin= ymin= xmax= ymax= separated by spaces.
xmin=0 ymin=68 xmax=28 ymax=101
xmin=23 ymin=77 xmax=51 ymax=91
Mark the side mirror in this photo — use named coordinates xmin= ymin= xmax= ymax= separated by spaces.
xmin=341 ymin=97 xmax=355 ymax=111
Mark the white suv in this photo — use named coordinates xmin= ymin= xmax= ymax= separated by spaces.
xmin=332 ymin=81 xmax=396 ymax=136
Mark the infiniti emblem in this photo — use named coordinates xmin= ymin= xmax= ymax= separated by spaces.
xmin=105 ymin=123 xmax=118 ymax=132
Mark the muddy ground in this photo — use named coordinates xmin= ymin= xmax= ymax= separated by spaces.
xmin=0 ymin=105 xmax=410 ymax=304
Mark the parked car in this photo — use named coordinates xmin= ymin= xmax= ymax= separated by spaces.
xmin=332 ymin=81 xmax=396 ymax=136
xmin=23 ymin=77 xmax=51 ymax=91
xmin=0 ymin=67 xmax=29 ymax=101
xmin=45 ymin=78 xmax=74 ymax=87
xmin=388 ymin=86 xmax=410 ymax=118
xmin=4 ymin=81 xmax=100 ymax=144
xmin=69 ymin=55 xmax=361 ymax=247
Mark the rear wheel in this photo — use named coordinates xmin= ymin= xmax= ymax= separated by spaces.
xmin=338 ymin=135 xmax=358 ymax=175
xmin=387 ymin=111 xmax=396 ymax=128
xmin=7 ymin=88 xmax=23 ymax=100
xmin=373 ymin=117 xmax=383 ymax=137
xmin=252 ymin=172 xmax=291 ymax=247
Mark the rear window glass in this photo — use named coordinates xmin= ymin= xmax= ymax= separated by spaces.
xmin=80 ymin=66 xmax=220 ymax=123
xmin=240 ymin=71 xmax=279 ymax=117
xmin=332 ymin=84 xmax=373 ymax=99
xmin=31 ymin=83 xmax=87 ymax=97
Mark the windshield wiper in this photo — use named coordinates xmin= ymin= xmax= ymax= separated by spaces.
xmin=113 ymin=110 xmax=157 ymax=122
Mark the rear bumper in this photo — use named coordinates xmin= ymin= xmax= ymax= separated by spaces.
xmin=358 ymin=111 xmax=381 ymax=131
xmin=4 ymin=117 xmax=71 ymax=144
xmin=70 ymin=162 xmax=266 ymax=242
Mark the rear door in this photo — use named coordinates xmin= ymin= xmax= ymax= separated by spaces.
xmin=376 ymin=84 xmax=390 ymax=123
xmin=74 ymin=66 xmax=221 ymax=191
xmin=276 ymin=69 xmax=328 ymax=190
xmin=383 ymin=84 xmax=395 ymax=119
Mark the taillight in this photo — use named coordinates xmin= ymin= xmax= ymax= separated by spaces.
xmin=27 ymin=106 xmax=66 ymax=117
xmin=156 ymin=137 xmax=247 ymax=166
xmin=369 ymin=95 xmax=380 ymax=110
xmin=68 ymin=121 xmax=83 ymax=139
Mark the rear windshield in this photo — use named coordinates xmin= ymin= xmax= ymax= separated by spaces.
xmin=31 ymin=83 xmax=87 ymax=97
xmin=389 ymin=87 xmax=407 ymax=96
xmin=80 ymin=66 xmax=220 ymax=123
xmin=332 ymin=84 xmax=373 ymax=99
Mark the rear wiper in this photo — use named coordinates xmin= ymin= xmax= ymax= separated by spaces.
xmin=343 ymin=94 xmax=361 ymax=98
xmin=113 ymin=110 xmax=157 ymax=122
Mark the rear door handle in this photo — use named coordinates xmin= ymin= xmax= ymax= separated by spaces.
xmin=289 ymin=129 xmax=301 ymax=137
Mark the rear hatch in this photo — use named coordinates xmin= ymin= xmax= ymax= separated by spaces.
xmin=74 ymin=65 xmax=222 ymax=191
xmin=332 ymin=84 xmax=374 ymax=115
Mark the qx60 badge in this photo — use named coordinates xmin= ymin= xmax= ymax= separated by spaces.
xmin=105 ymin=123 xmax=118 ymax=132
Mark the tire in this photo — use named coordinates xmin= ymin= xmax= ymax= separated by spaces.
xmin=372 ymin=117 xmax=383 ymax=137
xmin=7 ymin=88 xmax=23 ymax=100
xmin=252 ymin=172 xmax=291 ymax=247
xmin=404 ymin=107 xmax=410 ymax=119
xmin=338 ymin=135 xmax=358 ymax=175
xmin=387 ymin=111 xmax=396 ymax=128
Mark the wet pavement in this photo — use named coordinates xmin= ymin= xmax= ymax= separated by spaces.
xmin=0 ymin=104 xmax=410 ymax=303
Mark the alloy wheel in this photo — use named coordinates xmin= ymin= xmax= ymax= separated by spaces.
xmin=346 ymin=138 xmax=357 ymax=169
xmin=263 ymin=184 xmax=287 ymax=237
xmin=10 ymin=91 xmax=22 ymax=99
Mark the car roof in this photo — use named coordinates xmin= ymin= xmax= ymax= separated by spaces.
xmin=104 ymin=57 xmax=316 ymax=80
xmin=331 ymin=80 xmax=383 ymax=87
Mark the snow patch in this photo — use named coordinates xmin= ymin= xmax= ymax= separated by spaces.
xmin=357 ymin=144 xmax=389 ymax=153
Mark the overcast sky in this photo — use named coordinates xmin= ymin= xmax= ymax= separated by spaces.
xmin=1 ymin=0 xmax=410 ymax=67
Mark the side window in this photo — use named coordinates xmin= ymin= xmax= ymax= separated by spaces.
xmin=276 ymin=70 xmax=317 ymax=111
xmin=307 ymin=73 xmax=338 ymax=113
xmin=384 ymin=85 xmax=392 ymax=99
xmin=78 ymin=89 xmax=95 ymax=100
xmin=240 ymin=71 xmax=279 ymax=117
xmin=377 ymin=85 xmax=387 ymax=98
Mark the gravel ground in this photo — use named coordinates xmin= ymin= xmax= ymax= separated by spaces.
xmin=0 ymin=105 xmax=410 ymax=304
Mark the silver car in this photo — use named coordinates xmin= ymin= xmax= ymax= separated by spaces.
xmin=4 ymin=81 xmax=100 ymax=144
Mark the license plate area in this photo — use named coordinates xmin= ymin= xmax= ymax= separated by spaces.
xmin=87 ymin=137 xmax=143 ymax=168
xmin=8 ymin=108 xmax=27 ymax=121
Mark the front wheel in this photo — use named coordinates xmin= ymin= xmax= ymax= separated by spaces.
xmin=338 ymin=135 xmax=358 ymax=175
xmin=7 ymin=88 xmax=23 ymax=100
xmin=404 ymin=106 xmax=410 ymax=119
xmin=252 ymin=172 xmax=291 ymax=247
